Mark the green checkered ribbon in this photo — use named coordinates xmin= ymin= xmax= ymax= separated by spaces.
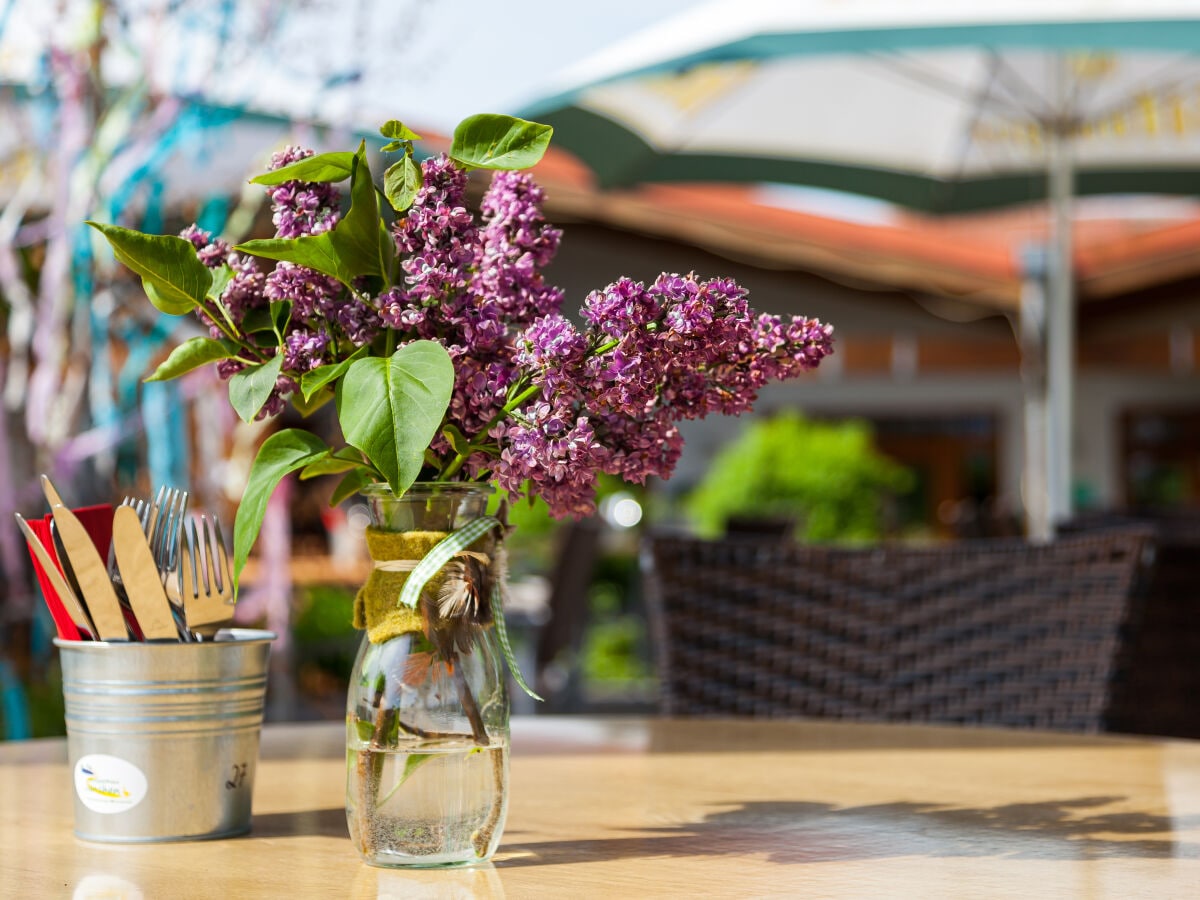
xmin=396 ymin=516 xmax=542 ymax=701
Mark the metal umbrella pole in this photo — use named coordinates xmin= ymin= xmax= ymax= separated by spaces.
xmin=1045 ymin=55 xmax=1077 ymax=534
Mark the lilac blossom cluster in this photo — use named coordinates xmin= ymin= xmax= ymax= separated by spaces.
xmin=181 ymin=147 xmax=380 ymax=418
xmin=499 ymin=273 xmax=834 ymax=516
xmin=381 ymin=158 xmax=564 ymax=444
xmin=179 ymin=149 xmax=833 ymax=515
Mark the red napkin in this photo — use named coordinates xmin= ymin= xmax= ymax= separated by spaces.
xmin=24 ymin=517 xmax=83 ymax=642
xmin=44 ymin=503 xmax=114 ymax=558
xmin=25 ymin=503 xmax=148 ymax=642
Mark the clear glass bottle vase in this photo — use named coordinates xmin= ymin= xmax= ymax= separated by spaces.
xmin=345 ymin=483 xmax=509 ymax=868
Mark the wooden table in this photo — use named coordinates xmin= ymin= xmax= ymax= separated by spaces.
xmin=2 ymin=718 xmax=1199 ymax=898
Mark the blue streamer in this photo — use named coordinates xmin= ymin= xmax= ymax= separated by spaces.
xmin=143 ymin=379 xmax=188 ymax=491
xmin=0 ymin=0 xmax=15 ymax=41
xmin=0 ymin=660 xmax=31 ymax=741
xmin=197 ymin=196 xmax=229 ymax=234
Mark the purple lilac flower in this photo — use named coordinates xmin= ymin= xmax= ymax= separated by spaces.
xmin=498 ymin=271 xmax=834 ymax=515
xmin=267 ymin=146 xmax=341 ymax=238
xmin=264 ymin=263 xmax=341 ymax=322
xmin=448 ymin=355 xmax=520 ymax=437
xmin=581 ymin=276 xmax=660 ymax=339
xmin=216 ymin=359 xmax=245 ymax=381
xmin=492 ymin=401 xmax=610 ymax=518
xmin=219 ymin=252 xmax=267 ymax=327
xmin=179 ymin=225 xmax=230 ymax=268
xmin=336 ymin=297 xmax=383 ymax=348
xmin=283 ymin=328 xmax=331 ymax=373
xmin=597 ymin=410 xmax=684 ymax=485
xmin=257 ymin=374 xmax=299 ymax=421
xmin=514 ymin=314 xmax=585 ymax=396
xmin=474 ymin=170 xmax=564 ymax=324
xmin=389 ymin=155 xmax=480 ymax=335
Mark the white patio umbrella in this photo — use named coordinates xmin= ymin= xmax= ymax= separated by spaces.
xmin=523 ymin=0 xmax=1200 ymax=536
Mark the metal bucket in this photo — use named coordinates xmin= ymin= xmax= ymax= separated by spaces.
xmin=54 ymin=629 xmax=275 ymax=843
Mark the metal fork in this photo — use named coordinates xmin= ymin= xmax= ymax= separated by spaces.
xmin=148 ymin=488 xmax=188 ymax=576
xmin=124 ymin=487 xmax=193 ymax=641
xmin=178 ymin=514 xmax=235 ymax=640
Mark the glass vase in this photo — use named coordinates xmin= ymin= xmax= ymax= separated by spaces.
xmin=345 ymin=483 xmax=509 ymax=868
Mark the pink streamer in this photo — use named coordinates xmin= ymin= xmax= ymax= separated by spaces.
xmin=25 ymin=52 xmax=90 ymax=449
xmin=0 ymin=364 xmax=31 ymax=617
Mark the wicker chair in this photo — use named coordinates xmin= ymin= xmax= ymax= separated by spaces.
xmin=643 ymin=531 xmax=1150 ymax=731
xmin=1060 ymin=509 xmax=1200 ymax=738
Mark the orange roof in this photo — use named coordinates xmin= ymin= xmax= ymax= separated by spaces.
xmin=531 ymin=151 xmax=1200 ymax=311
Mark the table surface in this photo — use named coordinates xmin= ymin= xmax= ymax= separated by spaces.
xmin=2 ymin=717 xmax=1199 ymax=899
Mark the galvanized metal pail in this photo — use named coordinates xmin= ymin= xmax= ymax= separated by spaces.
xmin=54 ymin=629 xmax=275 ymax=843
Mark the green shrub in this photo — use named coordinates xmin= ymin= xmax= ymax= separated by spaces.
xmin=685 ymin=412 xmax=913 ymax=542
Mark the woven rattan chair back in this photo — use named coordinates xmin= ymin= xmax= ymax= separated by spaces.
xmin=1061 ymin=509 xmax=1200 ymax=738
xmin=643 ymin=532 xmax=1150 ymax=731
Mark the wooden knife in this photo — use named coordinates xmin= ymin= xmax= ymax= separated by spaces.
xmin=15 ymin=513 xmax=96 ymax=639
xmin=49 ymin=503 xmax=130 ymax=641
xmin=111 ymin=506 xmax=180 ymax=641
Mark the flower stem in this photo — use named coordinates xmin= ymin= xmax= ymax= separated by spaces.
xmin=438 ymin=382 xmax=541 ymax=480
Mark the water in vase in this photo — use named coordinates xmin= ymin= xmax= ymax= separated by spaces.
xmin=347 ymin=736 xmax=509 ymax=867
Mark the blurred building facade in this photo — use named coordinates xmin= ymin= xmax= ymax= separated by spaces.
xmin=536 ymin=164 xmax=1200 ymax=535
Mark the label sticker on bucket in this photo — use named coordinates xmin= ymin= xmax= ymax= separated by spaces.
xmin=74 ymin=754 xmax=147 ymax=814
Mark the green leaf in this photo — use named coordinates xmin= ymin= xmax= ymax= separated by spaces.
xmin=450 ymin=114 xmax=553 ymax=171
xmin=378 ymin=753 xmax=435 ymax=806
xmin=270 ymin=300 xmax=291 ymax=339
xmin=232 ymin=429 xmax=329 ymax=592
xmin=240 ymin=308 xmax=275 ymax=334
xmin=384 ymin=154 xmax=423 ymax=213
xmin=146 ymin=337 xmax=236 ymax=382
xmin=249 ymin=151 xmax=356 ymax=185
xmin=299 ymin=451 xmax=362 ymax=480
xmin=228 ymin=354 xmax=284 ymax=423
xmin=335 ymin=340 xmax=454 ymax=494
xmin=236 ymin=143 xmax=386 ymax=289
xmin=291 ymin=388 xmax=334 ymax=418
xmin=380 ymin=120 xmax=421 ymax=141
xmin=354 ymin=718 xmax=374 ymax=743
xmin=330 ymin=467 xmax=374 ymax=506
xmin=300 ymin=345 xmax=368 ymax=401
xmin=441 ymin=423 xmax=471 ymax=456
xmin=88 ymin=222 xmax=212 ymax=315
xmin=207 ymin=264 xmax=234 ymax=302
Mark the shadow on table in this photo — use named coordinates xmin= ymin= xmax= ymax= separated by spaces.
xmin=497 ymin=797 xmax=1200 ymax=868
xmin=253 ymin=807 xmax=349 ymax=838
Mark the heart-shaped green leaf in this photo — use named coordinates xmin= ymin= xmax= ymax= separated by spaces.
xmin=450 ymin=114 xmax=553 ymax=171
xmin=146 ymin=337 xmax=237 ymax=382
xmin=228 ymin=354 xmax=284 ymax=423
xmin=249 ymin=151 xmax=356 ymax=185
xmin=237 ymin=143 xmax=387 ymax=289
xmin=88 ymin=222 xmax=212 ymax=315
xmin=384 ymin=154 xmax=423 ymax=212
xmin=232 ymin=429 xmax=329 ymax=593
xmin=335 ymin=340 xmax=453 ymax=493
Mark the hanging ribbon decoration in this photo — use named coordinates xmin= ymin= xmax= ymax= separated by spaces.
xmin=395 ymin=516 xmax=542 ymax=702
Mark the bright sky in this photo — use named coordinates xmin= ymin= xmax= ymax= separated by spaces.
xmin=0 ymin=0 xmax=702 ymax=133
